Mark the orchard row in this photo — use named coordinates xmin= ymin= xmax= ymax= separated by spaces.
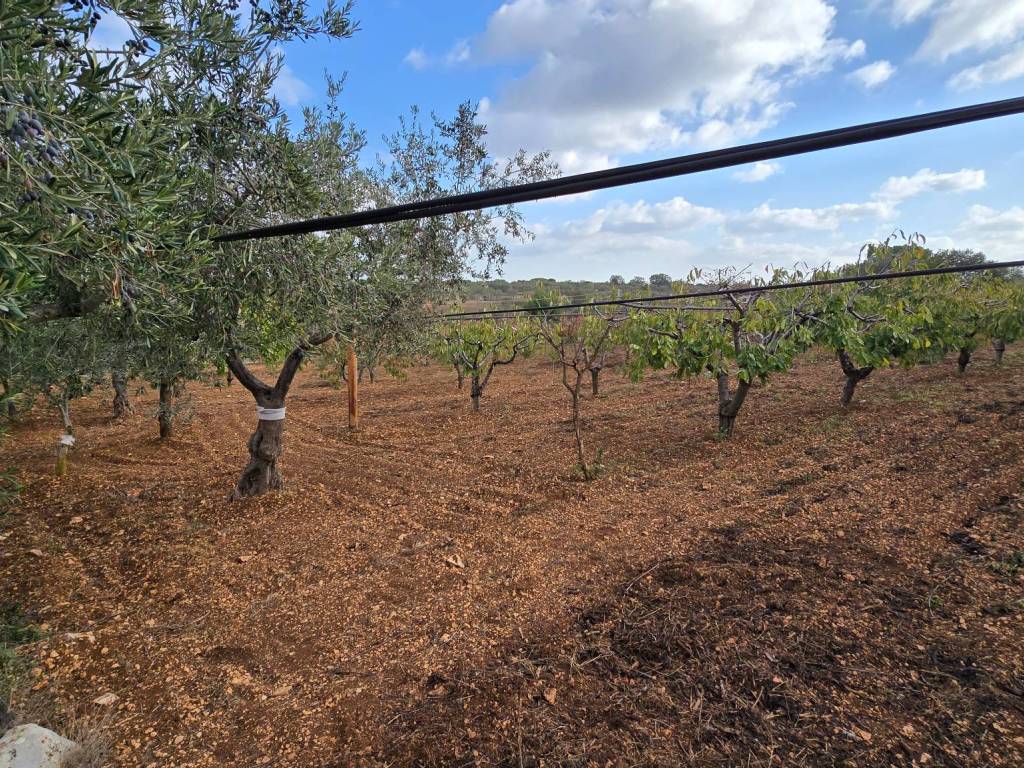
xmin=433 ymin=245 xmax=1023 ymax=477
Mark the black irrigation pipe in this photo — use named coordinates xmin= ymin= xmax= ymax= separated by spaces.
xmin=214 ymin=96 xmax=1024 ymax=243
xmin=433 ymin=304 xmax=733 ymax=323
xmin=436 ymin=259 xmax=1024 ymax=320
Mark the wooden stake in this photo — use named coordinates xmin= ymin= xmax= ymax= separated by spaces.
xmin=347 ymin=343 xmax=359 ymax=430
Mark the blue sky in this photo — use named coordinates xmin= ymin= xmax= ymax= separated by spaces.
xmin=102 ymin=1 xmax=1024 ymax=281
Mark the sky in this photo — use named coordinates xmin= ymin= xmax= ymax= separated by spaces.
xmin=98 ymin=0 xmax=1024 ymax=282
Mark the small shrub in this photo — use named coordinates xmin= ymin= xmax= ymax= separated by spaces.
xmin=991 ymin=550 xmax=1024 ymax=577
xmin=1 ymin=604 xmax=41 ymax=716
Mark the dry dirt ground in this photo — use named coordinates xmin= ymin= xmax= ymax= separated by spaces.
xmin=2 ymin=350 xmax=1024 ymax=767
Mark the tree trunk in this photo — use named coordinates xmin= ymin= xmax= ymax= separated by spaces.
xmin=112 ymin=372 xmax=133 ymax=419
xmin=957 ymin=348 xmax=971 ymax=374
xmin=226 ymin=368 xmax=234 ymax=385
xmin=455 ymin=365 xmax=464 ymax=390
xmin=227 ymin=338 xmax=328 ymax=499
xmin=590 ymin=368 xmax=600 ymax=396
xmin=837 ymin=350 xmax=873 ymax=407
xmin=471 ymin=374 xmax=481 ymax=412
xmin=993 ymin=338 xmax=1006 ymax=364
xmin=233 ymin=413 xmax=285 ymax=499
xmin=158 ymin=381 xmax=174 ymax=439
xmin=716 ymin=372 xmax=751 ymax=439
xmin=841 ymin=375 xmax=859 ymax=408
xmin=571 ymin=390 xmax=590 ymax=480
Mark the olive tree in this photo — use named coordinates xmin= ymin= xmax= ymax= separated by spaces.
xmin=0 ymin=0 xmax=195 ymax=335
xmin=1 ymin=0 xmax=355 ymax=427
xmin=0 ymin=314 xmax=112 ymax=475
xmin=212 ymin=98 xmax=555 ymax=496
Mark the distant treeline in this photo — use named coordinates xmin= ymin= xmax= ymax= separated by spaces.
xmin=458 ymin=249 xmax=1019 ymax=310
xmin=460 ymin=274 xmax=676 ymax=306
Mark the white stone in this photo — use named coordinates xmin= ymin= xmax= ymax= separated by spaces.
xmin=0 ymin=724 xmax=77 ymax=768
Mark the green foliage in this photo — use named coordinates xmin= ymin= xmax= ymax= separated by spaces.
xmin=0 ymin=603 xmax=41 ymax=713
xmin=622 ymin=275 xmax=813 ymax=387
xmin=437 ymin=319 xmax=538 ymax=378
xmin=649 ymin=273 xmax=673 ymax=295
xmin=0 ymin=0 xmax=194 ymax=335
xmin=978 ymin=278 xmax=1024 ymax=347
xmin=821 ymin=235 xmax=1024 ymax=371
xmin=0 ymin=314 xmax=112 ymax=434
xmin=457 ymin=276 xmax=646 ymax=307
xmin=1 ymin=2 xmax=558 ymax=443
xmin=520 ymin=283 xmax=565 ymax=317
xmin=0 ymin=0 xmax=361 ymax=423
xmin=539 ymin=314 xmax=617 ymax=366
xmin=991 ymin=550 xmax=1024 ymax=578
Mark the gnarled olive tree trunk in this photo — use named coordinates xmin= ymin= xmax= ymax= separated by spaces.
xmin=957 ymin=347 xmax=972 ymax=374
xmin=716 ymin=371 xmax=751 ymax=439
xmin=112 ymin=372 xmax=134 ymax=419
xmin=837 ymin=349 xmax=873 ymax=407
xmin=589 ymin=366 xmax=601 ymax=396
xmin=228 ymin=337 xmax=328 ymax=499
xmin=993 ymin=338 xmax=1006 ymax=364
xmin=158 ymin=381 xmax=174 ymax=439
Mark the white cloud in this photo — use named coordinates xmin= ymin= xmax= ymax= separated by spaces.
xmin=446 ymin=39 xmax=471 ymax=65
xmin=848 ymin=60 xmax=896 ymax=89
xmin=963 ymin=204 xmax=1024 ymax=233
xmin=733 ymin=161 xmax=782 ymax=183
xmin=874 ymin=168 xmax=986 ymax=202
xmin=565 ymin=197 xmax=725 ymax=237
xmin=473 ymin=0 xmax=863 ymax=164
xmin=502 ymin=215 xmax=866 ymax=280
xmin=949 ymin=42 xmax=1024 ymax=89
xmin=877 ymin=1 xmax=1024 ymax=90
xmin=954 ymin=204 xmax=1024 ymax=260
xmin=731 ymin=201 xmax=895 ymax=233
xmin=404 ymin=48 xmax=430 ymax=69
xmin=884 ymin=0 xmax=939 ymax=24
xmin=87 ymin=11 xmax=132 ymax=50
xmin=505 ymin=162 xmax=999 ymax=278
xmin=271 ymin=62 xmax=313 ymax=106
xmin=914 ymin=0 xmax=1024 ymax=61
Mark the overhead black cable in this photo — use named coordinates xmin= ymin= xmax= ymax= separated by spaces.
xmin=434 ymin=304 xmax=732 ymax=322
xmin=215 ymin=96 xmax=1024 ymax=243
xmin=436 ymin=260 xmax=1024 ymax=320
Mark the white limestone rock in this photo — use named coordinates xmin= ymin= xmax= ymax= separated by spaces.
xmin=0 ymin=724 xmax=77 ymax=768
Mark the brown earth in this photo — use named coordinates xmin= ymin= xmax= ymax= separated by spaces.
xmin=2 ymin=349 xmax=1023 ymax=766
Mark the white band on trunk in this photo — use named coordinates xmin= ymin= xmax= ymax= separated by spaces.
xmin=257 ymin=406 xmax=286 ymax=421
xmin=59 ymin=434 xmax=75 ymax=447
